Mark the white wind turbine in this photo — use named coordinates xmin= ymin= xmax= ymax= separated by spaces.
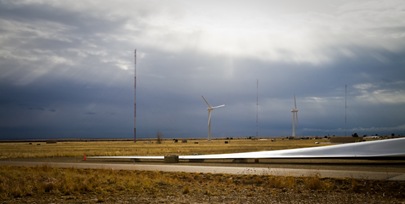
xmin=202 ymin=96 xmax=225 ymax=141
xmin=291 ymin=95 xmax=299 ymax=137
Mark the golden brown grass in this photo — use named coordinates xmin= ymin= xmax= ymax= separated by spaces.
xmin=0 ymin=138 xmax=329 ymax=159
xmin=1 ymin=138 xmax=403 ymax=203
xmin=0 ymin=165 xmax=404 ymax=203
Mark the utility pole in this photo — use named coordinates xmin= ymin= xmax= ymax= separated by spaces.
xmin=256 ymin=79 xmax=259 ymax=138
xmin=134 ymin=49 xmax=137 ymax=142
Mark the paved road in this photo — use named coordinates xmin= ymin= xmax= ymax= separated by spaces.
xmin=1 ymin=161 xmax=405 ymax=181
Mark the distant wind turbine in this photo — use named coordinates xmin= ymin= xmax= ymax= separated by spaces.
xmin=202 ymin=96 xmax=225 ymax=141
xmin=291 ymin=95 xmax=299 ymax=137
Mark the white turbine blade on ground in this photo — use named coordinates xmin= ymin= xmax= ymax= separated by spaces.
xmin=180 ymin=137 xmax=405 ymax=159
xmin=89 ymin=137 xmax=405 ymax=160
xmin=212 ymin=104 xmax=225 ymax=109
xmin=201 ymin=96 xmax=212 ymax=108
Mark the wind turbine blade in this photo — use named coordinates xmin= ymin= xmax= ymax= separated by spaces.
xmin=202 ymin=96 xmax=212 ymax=108
xmin=212 ymin=104 xmax=225 ymax=109
xmin=294 ymin=95 xmax=297 ymax=109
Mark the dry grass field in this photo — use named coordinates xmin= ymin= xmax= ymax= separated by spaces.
xmin=0 ymin=138 xmax=329 ymax=159
xmin=1 ymin=165 xmax=404 ymax=203
xmin=1 ymin=138 xmax=404 ymax=203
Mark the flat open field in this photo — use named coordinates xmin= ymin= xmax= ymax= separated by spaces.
xmin=1 ymin=138 xmax=404 ymax=203
xmin=0 ymin=138 xmax=330 ymax=159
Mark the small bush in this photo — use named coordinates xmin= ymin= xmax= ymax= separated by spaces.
xmin=303 ymin=175 xmax=323 ymax=190
xmin=182 ymin=186 xmax=190 ymax=194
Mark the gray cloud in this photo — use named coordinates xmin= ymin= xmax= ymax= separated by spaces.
xmin=0 ymin=0 xmax=405 ymax=139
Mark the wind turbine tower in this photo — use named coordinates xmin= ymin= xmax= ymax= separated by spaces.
xmin=202 ymin=96 xmax=225 ymax=141
xmin=291 ymin=95 xmax=299 ymax=137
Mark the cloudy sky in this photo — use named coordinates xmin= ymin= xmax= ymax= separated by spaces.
xmin=1 ymin=0 xmax=405 ymax=140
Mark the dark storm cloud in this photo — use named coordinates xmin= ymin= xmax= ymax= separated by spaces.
xmin=134 ymin=46 xmax=405 ymax=137
xmin=0 ymin=0 xmax=405 ymax=139
xmin=0 ymin=0 xmax=135 ymax=139
xmin=0 ymin=72 xmax=133 ymax=139
xmin=0 ymin=1 xmax=127 ymax=33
